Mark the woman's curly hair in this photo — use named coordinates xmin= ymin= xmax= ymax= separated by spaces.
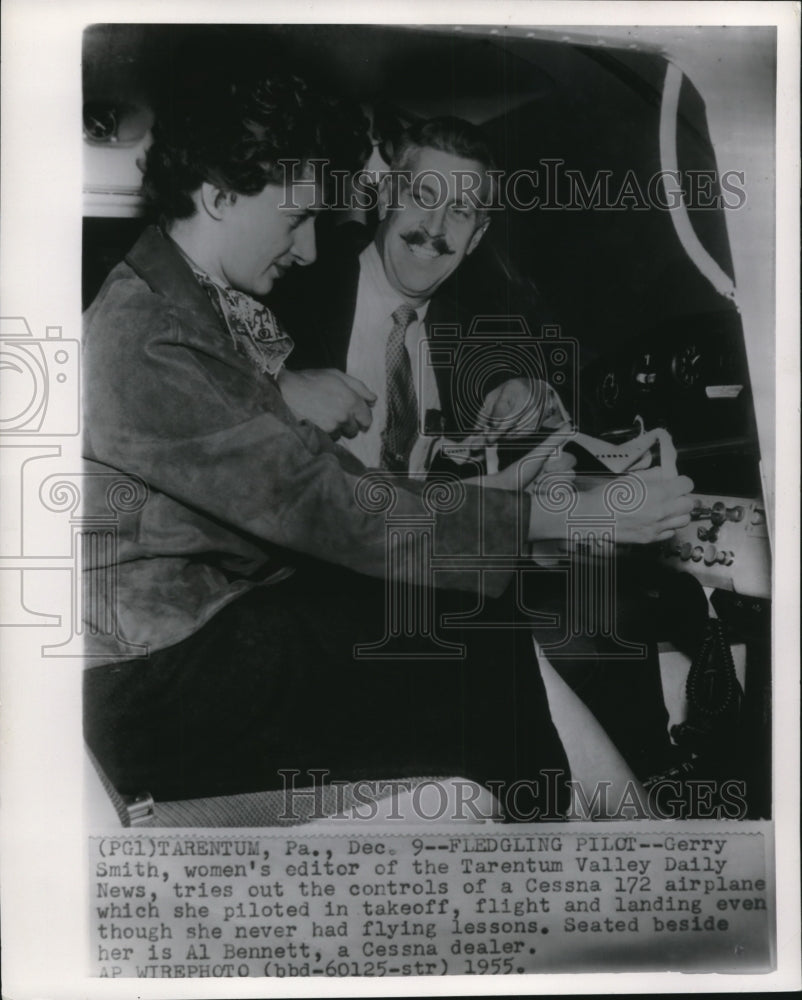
xmin=142 ymin=70 xmax=370 ymax=224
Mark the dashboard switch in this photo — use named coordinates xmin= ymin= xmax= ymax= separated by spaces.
xmin=698 ymin=525 xmax=719 ymax=542
xmin=658 ymin=493 xmax=768 ymax=599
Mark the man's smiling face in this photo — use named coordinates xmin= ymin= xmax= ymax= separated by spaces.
xmin=375 ymin=147 xmax=489 ymax=305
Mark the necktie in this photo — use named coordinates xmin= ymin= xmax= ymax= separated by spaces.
xmin=380 ymin=304 xmax=419 ymax=472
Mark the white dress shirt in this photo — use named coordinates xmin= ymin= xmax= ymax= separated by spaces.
xmin=340 ymin=242 xmax=441 ymax=469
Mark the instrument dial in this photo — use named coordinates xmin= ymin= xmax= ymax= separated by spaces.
xmin=672 ymin=343 xmax=703 ymax=388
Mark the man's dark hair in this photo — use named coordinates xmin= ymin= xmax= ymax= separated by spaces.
xmin=390 ymin=116 xmax=497 ymax=175
xmin=389 ymin=116 xmax=498 ymax=215
xmin=142 ymin=71 xmax=369 ymax=224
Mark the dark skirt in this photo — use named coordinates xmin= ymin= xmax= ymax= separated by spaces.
xmin=84 ymin=562 xmax=571 ymax=821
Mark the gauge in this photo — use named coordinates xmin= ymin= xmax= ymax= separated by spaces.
xmin=83 ymin=103 xmax=118 ymax=142
xmin=671 ymin=343 xmax=703 ymax=389
xmin=598 ymin=369 xmax=621 ymax=409
xmin=632 ymin=352 xmax=658 ymax=392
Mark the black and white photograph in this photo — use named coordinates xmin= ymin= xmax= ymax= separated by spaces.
xmin=78 ymin=19 xmax=777 ymax=828
xmin=1 ymin=1 xmax=799 ymax=995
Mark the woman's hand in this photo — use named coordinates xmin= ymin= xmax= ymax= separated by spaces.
xmin=277 ymin=368 xmax=376 ymax=439
xmin=527 ymin=467 xmax=695 ymax=544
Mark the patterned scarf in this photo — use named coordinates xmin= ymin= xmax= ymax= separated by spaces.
xmin=170 ymin=234 xmax=295 ymax=377
xmin=194 ymin=272 xmax=295 ymax=378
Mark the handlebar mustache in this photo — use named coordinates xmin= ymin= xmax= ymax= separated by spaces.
xmin=401 ymin=231 xmax=455 ymax=255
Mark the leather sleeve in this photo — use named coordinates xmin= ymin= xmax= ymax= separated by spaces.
xmin=84 ymin=280 xmax=532 ymax=597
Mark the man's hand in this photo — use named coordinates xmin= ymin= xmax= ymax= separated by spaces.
xmin=475 ymin=377 xmax=565 ymax=444
xmin=277 ymin=368 xmax=377 ymax=439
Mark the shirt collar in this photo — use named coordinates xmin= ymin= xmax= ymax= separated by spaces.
xmin=360 ymin=241 xmax=430 ymax=323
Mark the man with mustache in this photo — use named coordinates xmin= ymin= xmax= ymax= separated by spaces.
xmin=273 ymin=116 xmax=549 ymax=470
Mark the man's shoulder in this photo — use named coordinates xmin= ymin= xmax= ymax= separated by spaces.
xmin=423 ymin=282 xmax=466 ymax=332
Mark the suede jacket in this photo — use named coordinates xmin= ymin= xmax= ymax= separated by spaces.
xmin=82 ymin=227 xmax=531 ymax=661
